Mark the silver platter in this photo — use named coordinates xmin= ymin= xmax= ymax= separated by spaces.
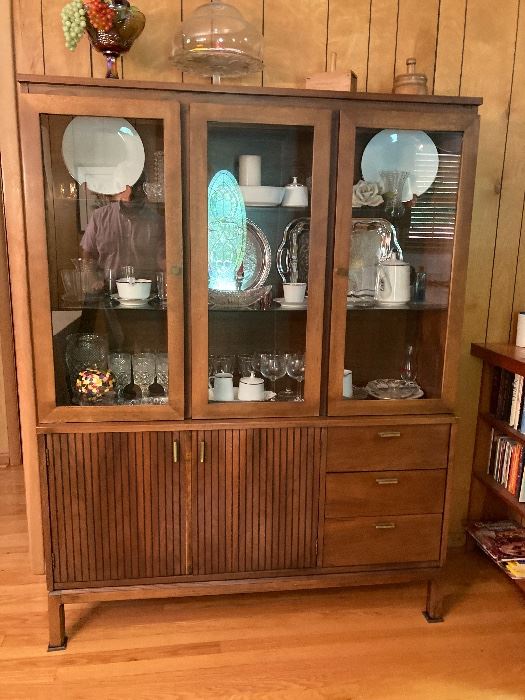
xmin=241 ymin=220 xmax=271 ymax=290
xmin=276 ymin=217 xmax=310 ymax=284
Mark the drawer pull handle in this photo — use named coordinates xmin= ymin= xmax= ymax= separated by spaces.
xmin=173 ymin=440 xmax=179 ymax=463
xmin=199 ymin=441 xmax=205 ymax=463
xmin=375 ymin=478 xmax=399 ymax=485
xmin=375 ymin=522 xmax=396 ymax=529
xmin=378 ymin=431 xmax=401 ymax=438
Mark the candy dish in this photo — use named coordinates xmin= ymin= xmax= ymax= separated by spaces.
xmin=366 ymin=378 xmax=423 ymax=400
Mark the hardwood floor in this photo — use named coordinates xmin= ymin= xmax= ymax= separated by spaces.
xmin=1 ymin=465 xmax=524 ymax=700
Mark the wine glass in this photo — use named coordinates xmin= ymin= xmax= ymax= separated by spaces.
xmin=286 ymin=353 xmax=305 ymax=401
xmin=155 ymin=353 xmax=169 ymax=395
xmin=109 ymin=352 xmax=132 ymax=402
xmin=260 ymin=353 xmax=287 ymax=399
xmin=132 ymin=352 xmax=156 ymax=400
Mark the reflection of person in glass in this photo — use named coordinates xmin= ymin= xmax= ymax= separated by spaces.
xmin=80 ymin=175 xmax=165 ymax=281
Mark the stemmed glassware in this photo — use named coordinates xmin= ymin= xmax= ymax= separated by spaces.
xmin=109 ymin=352 xmax=132 ymax=402
xmin=132 ymin=352 xmax=156 ymax=400
xmin=286 ymin=353 xmax=305 ymax=401
xmin=260 ymin=353 xmax=287 ymax=399
xmin=380 ymin=170 xmax=408 ymax=220
xmin=155 ymin=353 xmax=169 ymax=395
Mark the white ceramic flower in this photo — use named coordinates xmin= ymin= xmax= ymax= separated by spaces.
xmin=352 ymin=179 xmax=383 ymax=207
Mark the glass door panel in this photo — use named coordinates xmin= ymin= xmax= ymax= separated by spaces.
xmin=329 ymin=119 xmax=467 ymax=412
xmin=189 ymin=105 xmax=331 ymax=417
xmin=41 ymin=114 xmax=171 ymax=410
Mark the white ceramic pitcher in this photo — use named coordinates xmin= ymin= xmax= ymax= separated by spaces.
xmin=375 ymin=257 xmax=411 ymax=304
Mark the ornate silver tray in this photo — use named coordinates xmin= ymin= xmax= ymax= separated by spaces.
xmin=240 ymin=220 xmax=271 ymax=290
xmin=276 ymin=217 xmax=310 ymax=283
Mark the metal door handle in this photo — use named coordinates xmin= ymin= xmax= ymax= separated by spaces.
xmin=173 ymin=440 xmax=179 ymax=463
xmin=375 ymin=522 xmax=396 ymax=529
xmin=378 ymin=431 xmax=401 ymax=438
xmin=199 ymin=441 xmax=205 ymax=463
xmin=375 ymin=478 xmax=399 ymax=485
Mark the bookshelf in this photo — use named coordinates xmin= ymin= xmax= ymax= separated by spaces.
xmin=468 ymin=343 xmax=525 ymax=590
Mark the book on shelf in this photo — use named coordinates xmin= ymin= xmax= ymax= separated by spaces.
xmin=491 ymin=369 xmax=525 ymax=432
xmin=486 ymin=431 xmax=525 ymax=497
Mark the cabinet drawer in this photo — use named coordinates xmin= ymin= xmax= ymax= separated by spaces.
xmin=323 ymin=514 xmax=443 ymax=567
xmin=325 ymin=469 xmax=446 ymax=518
xmin=326 ymin=424 xmax=450 ymax=472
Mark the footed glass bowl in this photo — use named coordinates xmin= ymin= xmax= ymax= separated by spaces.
xmin=208 ymin=284 xmax=272 ymax=309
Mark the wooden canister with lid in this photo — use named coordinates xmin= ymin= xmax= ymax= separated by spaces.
xmin=393 ymin=58 xmax=428 ymax=95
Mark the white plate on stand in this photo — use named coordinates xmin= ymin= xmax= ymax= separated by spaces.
xmin=111 ymin=294 xmax=153 ymax=307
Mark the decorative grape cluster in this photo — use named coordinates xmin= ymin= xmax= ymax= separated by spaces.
xmin=61 ymin=0 xmax=117 ymax=51
xmin=61 ymin=0 xmax=87 ymax=51
xmin=85 ymin=0 xmax=116 ymax=32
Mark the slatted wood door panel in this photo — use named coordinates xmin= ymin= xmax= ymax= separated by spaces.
xmin=45 ymin=431 xmax=186 ymax=587
xmin=191 ymin=427 xmax=324 ymax=576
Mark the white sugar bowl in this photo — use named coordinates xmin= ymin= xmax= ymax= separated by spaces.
xmin=116 ymin=278 xmax=152 ymax=300
xmin=238 ymin=372 xmax=265 ymax=401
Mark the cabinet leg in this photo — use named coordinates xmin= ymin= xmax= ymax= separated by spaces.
xmin=48 ymin=595 xmax=67 ymax=651
xmin=423 ymin=579 xmax=444 ymax=623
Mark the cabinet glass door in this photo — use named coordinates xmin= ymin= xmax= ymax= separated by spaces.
xmin=20 ymin=97 xmax=183 ymax=421
xmin=189 ymin=104 xmax=331 ymax=418
xmin=328 ymin=111 xmax=478 ymax=414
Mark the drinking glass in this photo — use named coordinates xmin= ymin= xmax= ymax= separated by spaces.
xmin=156 ymin=353 xmax=169 ymax=395
xmin=120 ymin=265 xmax=135 ymax=281
xmin=109 ymin=352 xmax=132 ymax=401
xmin=237 ymin=354 xmax=254 ymax=378
xmin=156 ymin=271 xmax=168 ymax=308
xmin=260 ymin=353 xmax=287 ymax=399
xmin=104 ymin=268 xmax=119 ymax=306
xmin=213 ymin=354 xmax=236 ymax=374
xmin=286 ymin=353 xmax=305 ymax=401
xmin=132 ymin=352 xmax=156 ymax=399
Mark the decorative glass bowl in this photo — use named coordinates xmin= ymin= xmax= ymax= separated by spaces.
xmin=208 ymin=284 xmax=271 ymax=309
xmin=366 ymin=378 xmax=422 ymax=400
xmin=170 ymin=1 xmax=263 ymax=79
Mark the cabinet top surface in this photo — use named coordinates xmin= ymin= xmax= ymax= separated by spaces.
xmin=17 ymin=74 xmax=483 ymax=107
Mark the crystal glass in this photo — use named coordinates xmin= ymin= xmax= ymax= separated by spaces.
xmin=260 ymin=353 xmax=287 ymax=399
xmin=104 ymin=268 xmax=119 ymax=307
xmin=400 ymin=344 xmax=417 ymax=383
xmin=132 ymin=352 xmax=156 ymax=399
xmin=380 ymin=170 xmax=409 ymax=220
xmin=156 ymin=271 xmax=168 ymax=308
xmin=170 ymin=1 xmax=263 ymax=79
xmin=85 ymin=0 xmax=146 ymax=79
xmin=286 ymin=353 xmax=305 ymax=401
xmin=237 ymin=354 xmax=254 ymax=378
xmin=65 ymin=333 xmax=108 ymax=399
xmin=109 ymin=352 xmax=132 ymax=401
xmin=155 ymin=353 xmax=169 ymax=395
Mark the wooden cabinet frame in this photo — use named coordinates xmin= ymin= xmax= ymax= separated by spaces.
xmin=188 ymin=102 xmax=332 ymax=418
xmin=18 ymin=94 xmax=185 ymax=423
xmin=11 ymin=77 xmax=482 ymax=650
xmin=328 ymin=108 xmax=480 ymax=416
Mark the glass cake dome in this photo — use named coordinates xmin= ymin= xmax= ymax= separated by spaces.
xmin=170 ymin=1 xmax=263 ymax=78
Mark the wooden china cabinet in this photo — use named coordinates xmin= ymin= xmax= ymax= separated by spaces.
xmin=15 ymin=75 xmax=480 ymax=650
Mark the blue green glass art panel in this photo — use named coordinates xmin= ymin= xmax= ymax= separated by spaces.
xmin=208 ymin=169 xmax=247 ymax=290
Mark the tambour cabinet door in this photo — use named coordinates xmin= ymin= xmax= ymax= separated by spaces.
xmin=45 ymin=432 xmax=187 ymax=587
xmin=191 ymin=428 xmax=324 ymax=576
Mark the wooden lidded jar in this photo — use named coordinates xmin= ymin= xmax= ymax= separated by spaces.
xmin=393 ymin=58 xmax=428 ymax=95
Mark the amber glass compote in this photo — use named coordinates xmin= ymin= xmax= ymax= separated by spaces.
xmin=85 ymin=0 xmax=146 ymax=79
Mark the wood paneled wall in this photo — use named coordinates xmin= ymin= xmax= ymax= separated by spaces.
xmin=8 ymin=0 xmax=525 ymax=544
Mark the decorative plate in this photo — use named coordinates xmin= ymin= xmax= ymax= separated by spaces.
xmin=361 ymin=129 xmax=439 ymax=201
xmin=208 ymin=169 xmax=247 ymax=290
xmin=241 ymin=220 xmax=271 ymax=290
xmin=62 ymin=116 xmax=145 ymax=195
xmin=276 ymin=217 xmax=310 ymax=284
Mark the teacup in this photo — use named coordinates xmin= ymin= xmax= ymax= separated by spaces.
xmin=283 ymin=282 xmax=306 ymax=303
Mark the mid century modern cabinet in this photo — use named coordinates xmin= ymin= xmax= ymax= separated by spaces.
xmin=15 ymin=76 xmax=480 ymax=649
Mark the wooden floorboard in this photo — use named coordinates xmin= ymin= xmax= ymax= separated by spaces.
xmin=1 ymin=465 xmax=524 ymax=699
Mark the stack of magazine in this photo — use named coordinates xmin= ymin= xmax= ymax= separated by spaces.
xmin=466 ymin=520 xmax=525 ymax=579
